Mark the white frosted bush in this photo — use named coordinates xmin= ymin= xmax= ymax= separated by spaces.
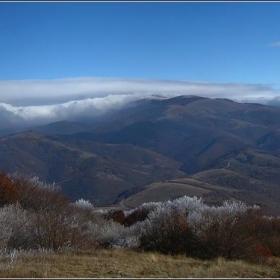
xmin=171 ymin=195 xmax=206 ymax=214
xmin=86 ymin=218 xmax=126 ymax=247
xmin=0 ymin=203 xmax=31 ymax=250
xmin=123 ymin=201 xmax=160 ymax=217
xmin=111 ymin=223 xmax=143 ymax=249
xmin=187 ymin=200 xmax=260 ymax=237
xmin=73 ymin=199 xmax=94 ymax=211
xmin=12 ymin=172 xmax=59 ymax=190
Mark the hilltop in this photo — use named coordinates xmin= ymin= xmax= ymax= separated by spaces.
xmin=1 ymin=95 xmax=280 ymax=214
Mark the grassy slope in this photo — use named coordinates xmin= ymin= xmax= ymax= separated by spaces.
xmin=116 ymin=147 xmax=280 ymax=215
xmin=0 ymin=249 xmax=279 ymax=278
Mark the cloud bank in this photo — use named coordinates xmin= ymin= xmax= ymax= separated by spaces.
xmin=0 ymin=77 xmax=279 ymax=130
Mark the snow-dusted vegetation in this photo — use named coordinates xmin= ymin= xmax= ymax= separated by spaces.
xmin=0 ymin=170 xmax=280 ymax=264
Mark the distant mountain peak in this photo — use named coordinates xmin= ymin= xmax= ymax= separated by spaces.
xmin=143 ymin=94 xmax=169 ymax=100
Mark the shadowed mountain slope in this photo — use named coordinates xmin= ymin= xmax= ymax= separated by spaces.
xmin=1 ymin=95 xmax=280 ymax=214
xmin=115 ymin=148 xmax=280 ymax=215
xmin=0 ymin=131 xmax=184 ymax=205
xmin=68 ymin=96 xmax=280 ymax=174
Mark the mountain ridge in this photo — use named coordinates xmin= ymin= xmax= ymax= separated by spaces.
xmin=1 ymin=95 xmax=280 ymax=215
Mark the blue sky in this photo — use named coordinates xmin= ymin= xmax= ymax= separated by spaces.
xmin=0 ymin=1 xmax=280 ymax=128
xmin=1 ymin=1 xmax=280 ymax=84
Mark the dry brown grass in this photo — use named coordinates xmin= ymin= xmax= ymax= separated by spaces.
xmin=1 ymin=248 xmax=280 ymax=278
xmin=123 ymin=181 xmax=210 ymax=209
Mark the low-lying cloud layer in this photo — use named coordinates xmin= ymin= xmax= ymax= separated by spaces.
xmin=0 ymin=77 xmax=279 ymax=130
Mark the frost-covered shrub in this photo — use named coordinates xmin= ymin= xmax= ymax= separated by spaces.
xmin=0 ymin=172 xmax=276 ymax=261
xmin=110 ymin=220 xmax=146 ymax=249
xmin=73 ymin=199 xmax=94 ymax=211
xmin=0 ymin=204 xmax=21 ymax=250
xmin=123 ymin=203 xmax=159 ymax=226
xmin=126 ymin=196 xmax=262 ymax=259
xmin=85 ymin=209 xmax=142 ymax=249
xmin=123 ymin=196 xmax=205 ymax=227
xmin=186 ymin=200 xmax=261 ymax=259
xmin=86 ymin=216 xmax=126 ymax=248
xmin=124 ymin=201 xmax=160 ymax=218
xmin=108 ymin=229 xmax=139 ymax=249
xmin=0 ymin=203 xmax=34 ymax=250
xmin=167 ymin=195 xmax=206 ymax=215
xmin=31 ymin=204 xmax=91 ymax=251
xmin=139 ymin=204 xmax=195 ymax=255
xmin=5 ymin=173 xmax=93 ymax=251
xmin=11 ymin=172 xmax=69 ymax=212
xmin=186 ymin=200 xmax=259 ymax=234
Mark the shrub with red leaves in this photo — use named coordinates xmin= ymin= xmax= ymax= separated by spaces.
xmin=0 ymin=170 xmax=19 ymax=207
xmin=255 ymin=246 xmax=273 ymax=258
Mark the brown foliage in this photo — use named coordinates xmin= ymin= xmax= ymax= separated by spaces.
xmin=104 ymin=209 xmax=125 ymax=224
xmin=8 ymin=173 xmax=93 ymax=251
xmin=123 ymin=207 xmax=150 ymax=226
xmin=32 ymin=205 xmax=90 ymax=251
xmin=250 ymin=215 xmax=280 ymax=258
xmin=193 ymin=209 xmax=263 ymax=260
xmin=139 ymin=210 xmax=195 ymax=256
xmin=12 ymin=174 xmax=70 ymax=212
xmin=0 ymin=170 xmax=19 ymax=207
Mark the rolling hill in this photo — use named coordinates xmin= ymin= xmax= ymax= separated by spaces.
xmin=1 ymin=95 xmax=280 ymax=214
xmin=0 ymin=130 xmax=185 ymax=205
xmin=118 ymin=148 xmax=280 ymax=215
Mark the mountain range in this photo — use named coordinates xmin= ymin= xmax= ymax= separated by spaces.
xmin=1 ymin=95 xmax=280 ymax=215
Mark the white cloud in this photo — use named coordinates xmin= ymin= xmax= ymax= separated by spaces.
xmin=270 ymin=41 xmax=280 ymax=47
xmin=0 ymin=77 xmax=279 ymax=130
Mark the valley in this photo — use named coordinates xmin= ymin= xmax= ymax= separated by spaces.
xmin=1 ymin=95 xmax=280 ymax=215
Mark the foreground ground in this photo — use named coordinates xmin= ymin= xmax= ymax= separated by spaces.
xmin=0 ymin=248 xmax=280 ymax=278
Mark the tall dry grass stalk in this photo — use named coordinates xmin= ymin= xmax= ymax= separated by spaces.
xmin=0 ymin=248 xmax=280 ymax=278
